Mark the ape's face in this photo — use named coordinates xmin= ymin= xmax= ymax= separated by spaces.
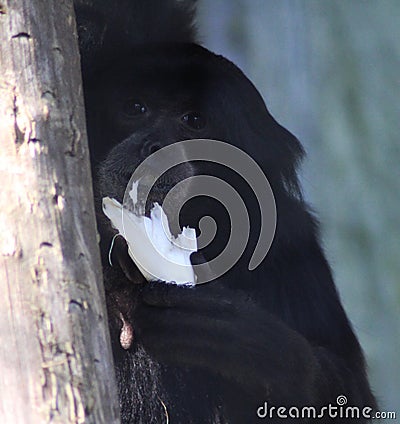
xmin=87 ymin=66 xmax=212 ymax=167
xmin=87 ymin=67 xmax=212 ymax=208
xmin=84 ymin=44 xmax=282 ymax=202
xmin=84 ymin=44 xmax=303 ymax=282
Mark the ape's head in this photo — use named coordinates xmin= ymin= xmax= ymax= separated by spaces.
xmin=84 ymin=43 xmax=305 ymax=285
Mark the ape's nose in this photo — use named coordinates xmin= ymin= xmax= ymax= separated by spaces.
xmin=142 ymin=141 xmax=161 ymax=157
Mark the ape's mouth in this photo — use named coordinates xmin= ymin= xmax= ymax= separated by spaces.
xmin=117 ymin=162 xmax=196 ymax=228
xmin=144 ymin=182 xmax=176 ymax=213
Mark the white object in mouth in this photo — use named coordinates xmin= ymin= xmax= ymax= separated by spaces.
xmin=102 ymin=195 xmax=198 ymax=286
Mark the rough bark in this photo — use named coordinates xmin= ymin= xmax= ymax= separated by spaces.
xmin=0 ymin=1 xmax=119 ymax=423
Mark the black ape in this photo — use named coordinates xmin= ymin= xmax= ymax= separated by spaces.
xmin=74 ymin=1 xmax=376 ymax=423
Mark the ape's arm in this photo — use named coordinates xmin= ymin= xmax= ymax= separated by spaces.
xmin=132 ymin=282 xmax=373 ymax=414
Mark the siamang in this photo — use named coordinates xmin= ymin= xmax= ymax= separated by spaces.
xmin=74 ymin=1 xmax=376 ymax=423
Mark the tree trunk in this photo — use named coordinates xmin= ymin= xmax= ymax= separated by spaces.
xmin=0 ymin=1 xmax=119 ymax=423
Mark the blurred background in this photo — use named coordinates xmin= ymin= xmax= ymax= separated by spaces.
xmin=198 ymin=0 xmax=399 ymax=419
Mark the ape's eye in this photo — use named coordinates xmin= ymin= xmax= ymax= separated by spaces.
xmin=123 ymin=99 xmax=147 ymax=117
xmin=181 ymin=112 xmax=206 ymax=130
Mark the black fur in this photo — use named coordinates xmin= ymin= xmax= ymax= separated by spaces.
xmin=74 ymin=1 xmax=376 ymax=422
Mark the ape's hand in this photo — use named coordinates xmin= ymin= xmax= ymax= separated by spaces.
xmin=133 ymin=282 xmax=317 ymax=403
